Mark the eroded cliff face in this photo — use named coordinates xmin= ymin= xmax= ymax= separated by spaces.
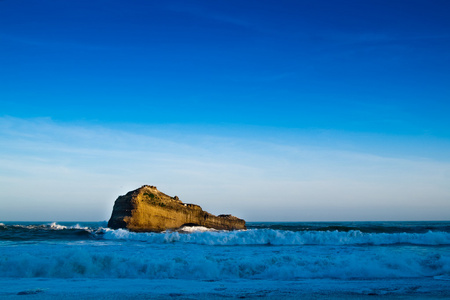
xmin=107 ymin=185 xmax=246 ymax=232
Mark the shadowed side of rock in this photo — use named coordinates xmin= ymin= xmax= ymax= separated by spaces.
xmin=107 ymin=185 xmax=246 ymax=232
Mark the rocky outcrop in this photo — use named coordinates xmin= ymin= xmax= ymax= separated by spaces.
xmin=107 ymin=185 xmax=246 ymax=232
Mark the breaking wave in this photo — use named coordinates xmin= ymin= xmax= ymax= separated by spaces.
xmin=1 ymin=222 xmax=449 ymax=280
xmin=1 ymin=222 xmax=450 ymax=246
xmin=177 ymin=226 xmax=217 ymax=233
xmin=101 ymin=228 xmax=450 ymax=246
xmin=0 ymin=242 xmax=449 ymax=280
xmin=0 ymin=222 xmax=91 ymax=231
xmin=2 ymin=221 xmax=450 ymax=245
xmin=48 ymin=222 xmax=91 ymax=231
xmin=0 ymin=222 xmax=94 ymax=241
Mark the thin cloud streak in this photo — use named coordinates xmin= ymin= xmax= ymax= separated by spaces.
xmin=1 ymin=117 xmax=449 ymax=221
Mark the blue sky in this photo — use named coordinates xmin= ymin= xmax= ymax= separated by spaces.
xmin=1 ymin=0 xmax=450 ymax=221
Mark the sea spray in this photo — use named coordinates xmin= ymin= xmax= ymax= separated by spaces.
xmin=1 ymin=241 xmax=449 ymax=279
xmin=101 ymin=228 xmax=450 ymax=246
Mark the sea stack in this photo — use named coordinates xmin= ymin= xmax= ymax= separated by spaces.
xmin=107 ymin=185 xmax=246 ymax=232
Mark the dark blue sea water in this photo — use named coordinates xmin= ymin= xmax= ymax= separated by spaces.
xmin=1 ymin=221 xmax=449 ymax=280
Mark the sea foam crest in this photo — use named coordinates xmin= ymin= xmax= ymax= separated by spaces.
xmin=101 ymin=228 xmax=450 ymax=246
xmin=48 ymin=223 xmax=91 ymax=231
xmin=49 ymin=222 xmax=67 ymax=230
xmin=178 ymin=226 xmax=217 ymax=233
xmin=0 ymin=223 xmax=91 ymax=231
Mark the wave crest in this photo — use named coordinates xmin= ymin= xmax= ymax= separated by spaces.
xmin=100 ymin=229 xmax=450 ymax=246
xmin=1 ymin=243 xmax=449 ymax=280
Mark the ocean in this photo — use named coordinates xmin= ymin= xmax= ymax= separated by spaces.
xmin=1 ymin=221 xmax=449 ymax=299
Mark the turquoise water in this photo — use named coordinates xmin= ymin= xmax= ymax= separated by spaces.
xmin=1 ymin=221 xmax=449 ymax=280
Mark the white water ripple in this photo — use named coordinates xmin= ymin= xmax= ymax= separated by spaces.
xmin=101 ymin=228 xmax=450 ymax=246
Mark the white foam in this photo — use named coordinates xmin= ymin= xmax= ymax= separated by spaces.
xmin=48 ymin=222 xmax=67 ymax=230
xmin=178 ymin=226 xmax=217 ymax=233
xmin=101 ymin=229 xmax=450 ymax=246
xmin=1 ymin=226 xmax=449 ymax=281
xmin=69 ymin=224 xmax=91 ymax=230
xmin=45 ymin=223 xmax=91 ymax=231
xmin=0 ymin=241 xmax=449 ymax=280
xmin=0 ymin=222 xmax=93 ymax=232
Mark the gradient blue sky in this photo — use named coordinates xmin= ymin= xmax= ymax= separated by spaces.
xmin=1 ymin=0 xmax=450 ymax=221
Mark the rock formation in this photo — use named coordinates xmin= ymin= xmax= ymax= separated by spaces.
xmin=107 ymin=185 xmax=246 ymax=232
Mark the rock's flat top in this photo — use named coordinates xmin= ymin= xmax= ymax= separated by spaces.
xmin=107 ymin=185 xmax=246 ymax=232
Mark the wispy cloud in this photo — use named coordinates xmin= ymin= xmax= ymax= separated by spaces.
xmin=1 ymin=117 xmax=449 ymax=221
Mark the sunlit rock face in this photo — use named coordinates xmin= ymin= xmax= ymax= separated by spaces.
xmin=107 ymin=185 xmax=246 ymax=232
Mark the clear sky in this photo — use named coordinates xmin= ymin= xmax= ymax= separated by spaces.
xmin=1 ymin=0 xmax=450 ymax=221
